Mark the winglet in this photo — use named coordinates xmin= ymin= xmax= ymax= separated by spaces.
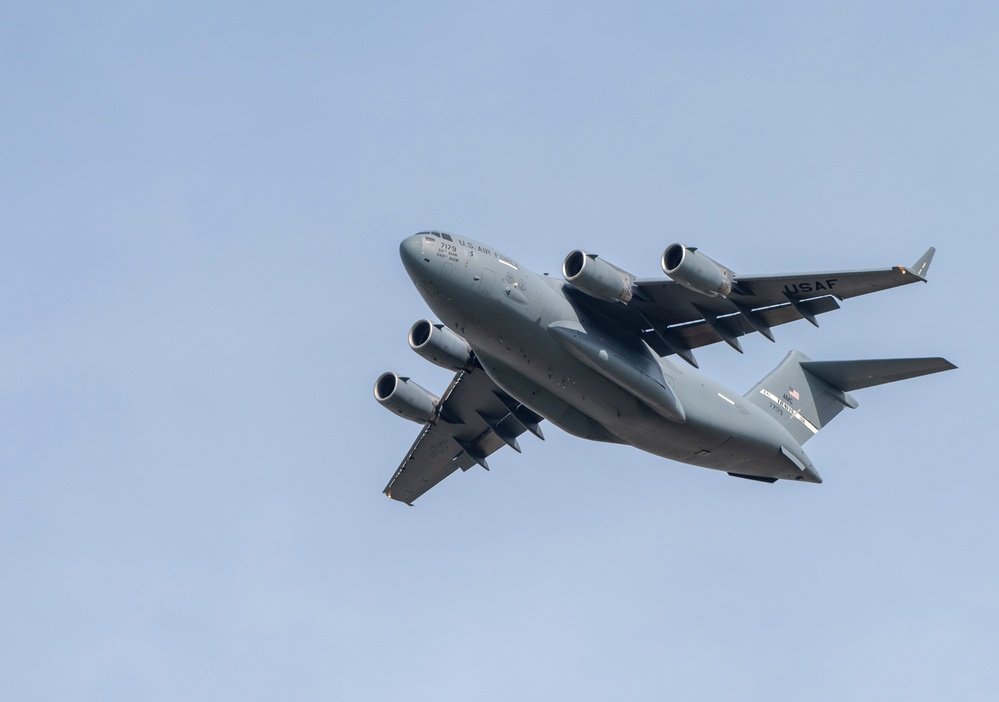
xmin=908 ymin=247 xmax=935 ymax=280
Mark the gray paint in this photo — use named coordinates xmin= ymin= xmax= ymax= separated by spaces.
xmin=377 ymin=232 xmax=955 ymax=504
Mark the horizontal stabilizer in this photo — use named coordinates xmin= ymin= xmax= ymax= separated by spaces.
xmin=800 ymin=357 xmax=957 ymax=392
xmin=746 ymin=351 xmax=956 ymax=445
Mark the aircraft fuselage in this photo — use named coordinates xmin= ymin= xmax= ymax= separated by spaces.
xmin=400 ymin=232 xmax=821 ymax=483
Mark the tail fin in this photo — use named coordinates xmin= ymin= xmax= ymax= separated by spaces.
xmin=745 ymin=351 xmax=956 ymax=445
xmin=909 ymin=247 xmax=936 ymax=279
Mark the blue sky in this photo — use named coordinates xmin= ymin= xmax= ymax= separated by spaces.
xmin=2 ymin=2 xmax=997 ymax=699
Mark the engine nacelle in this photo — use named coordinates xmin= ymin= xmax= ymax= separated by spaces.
xmin=562 ymin=250 xmax=635 ymax=303
xmin=409 ymin=319 xmax=473 ymax=372
xmin=373 ymin=372 xmax=438 ymax=424
xmin=661 ymin=244 xmax=735 ymax=298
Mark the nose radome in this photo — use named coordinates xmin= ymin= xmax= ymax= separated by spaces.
xmin=399 ymin=235 xmax=423 ymax=267
xmin=399 ymin=234 xmax=430 ymax=280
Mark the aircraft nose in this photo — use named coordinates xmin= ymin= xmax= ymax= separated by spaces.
xmin=399 ymin=234 xmax=426 ymax=276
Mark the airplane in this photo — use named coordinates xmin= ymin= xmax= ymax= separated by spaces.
xmin=374 ymin=232 xmax=955 ymax=505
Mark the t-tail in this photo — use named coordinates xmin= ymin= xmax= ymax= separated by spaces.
xmin=745 ymin=350 xmax=956 ymax=446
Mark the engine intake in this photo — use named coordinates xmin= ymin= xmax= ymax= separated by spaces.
xmin=373 ymin=372 xmax=438 ymax=424
xmin=409 ymin=319 xmax=472 ymax=371
xmin=562 ymin=251 xmax=635 ymax=303
xmin=662 ymin=244 xmax=735 ymax=298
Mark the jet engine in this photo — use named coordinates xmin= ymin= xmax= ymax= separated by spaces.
xmin=661 ymin=244 xmax=735 ymax=298
xmin=562 ymin=250 xmax=635 ymax=303
xmin=409 ymin=319 xmax=473 ymax=372
xmin=373 ymin=372 xmax=438 ymax=424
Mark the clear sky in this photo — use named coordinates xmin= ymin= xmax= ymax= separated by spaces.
xmin=2 ymin=1 xmax=997 ymax=700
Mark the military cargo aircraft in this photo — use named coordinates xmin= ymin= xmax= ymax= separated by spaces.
xmin=375 ymin=232 xmax=955 ymax=504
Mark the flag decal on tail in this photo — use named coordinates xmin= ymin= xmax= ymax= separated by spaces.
xmin=760 ymin=389 xmax=819 ymax=434
xmin=747 ymin=350 xmax=954 ymax=448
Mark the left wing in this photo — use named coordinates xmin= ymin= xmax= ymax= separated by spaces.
xmin=568 ymin=249 xmax=935 ymax=367
xmin=383 ymin=366 xmax=544 ymax=505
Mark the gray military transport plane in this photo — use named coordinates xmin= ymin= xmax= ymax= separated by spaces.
xmin=375 ymin=232 xmax=955 ymax=504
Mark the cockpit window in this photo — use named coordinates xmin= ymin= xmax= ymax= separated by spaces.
xmin=419 ymin=230 xmax=454 ymax=242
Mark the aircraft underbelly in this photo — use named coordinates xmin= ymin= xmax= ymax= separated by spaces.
xmin=474 ymin=335 xmax=735 ymax=464
xmin=475 ymin=330 xmax=806 ymax=478
xmin=437 ymin=262 xmax=802 ymax=478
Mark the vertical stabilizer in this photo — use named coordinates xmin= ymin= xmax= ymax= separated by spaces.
xmin=745 ymin=351 xmax=955 ymax=445
xmin=909 ymin=247 xmax=935 ymax=279
xmin=745 ymin=351 xmax=855 ymax=445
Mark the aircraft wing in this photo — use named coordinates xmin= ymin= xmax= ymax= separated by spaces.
xmin=568 ymin=250 xmax=935 ymax=367
xmin=383 ymin=366 xmax=544 ymax=505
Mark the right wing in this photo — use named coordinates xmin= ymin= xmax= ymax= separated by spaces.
xmin=568 ymin=248 xmax=936 ymax=367
xmin=383 ymin=366 xmax=544 ymax=505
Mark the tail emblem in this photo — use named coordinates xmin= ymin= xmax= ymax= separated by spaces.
xmin=760 ymin=389 xmax=819 ymax=435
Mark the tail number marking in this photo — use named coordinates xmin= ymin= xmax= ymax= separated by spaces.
xmin=760 ymin=389 xmax=819 ymax=434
